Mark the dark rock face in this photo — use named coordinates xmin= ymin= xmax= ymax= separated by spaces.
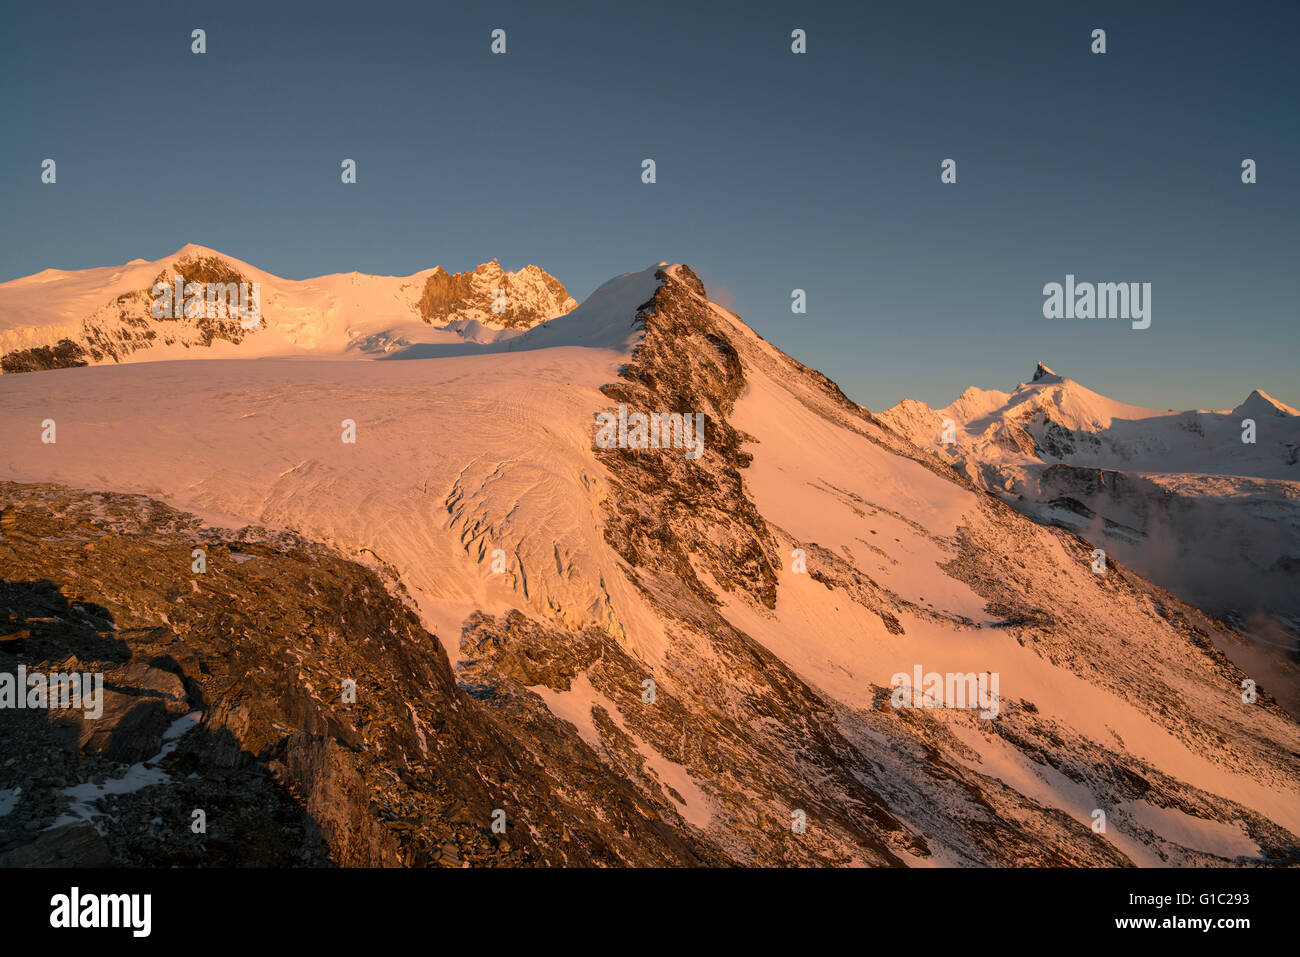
xmin=456 ymin=607 xmax=921 ymax=866
xmin=0 ymin=483 xmax=720 ymax=867
xmin=0 ymin=822 xmax=112 ymax=867
xmin=0 ymin=339 xmax=88 ymax=374
xmin=456 ymin=611 xmax=726 ymax=866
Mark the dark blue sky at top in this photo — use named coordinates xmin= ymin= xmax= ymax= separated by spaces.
xmin=1 ymin=0 xmax=1295 ymax=411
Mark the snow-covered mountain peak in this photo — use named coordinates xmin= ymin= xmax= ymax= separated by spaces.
xmin=170 ymin=242 xmax=228 ymax=261
xmin=1031 ymin=361 xmax=1059 ymax=382
xmin=499 ymin=262 xmax=674 ymax=353
xmin=1233 ymin=389 xmax=1300 ymax=419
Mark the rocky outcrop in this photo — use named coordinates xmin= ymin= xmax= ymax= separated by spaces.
xmin=417 ymin=259 xmax=577 ymax=329
xmin=596 ymin=266 xmax=778 ymax=611
xmin=0 ymin=339 xmax=87 ymax=374
xmin=0 ymin=483 xmax=721 ymax=867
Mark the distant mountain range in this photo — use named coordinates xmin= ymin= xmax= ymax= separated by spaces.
xmin=879 ymin=362 xmax=1300 ymax=695
xmin=0 ymin=244 xmax=577 ymax=372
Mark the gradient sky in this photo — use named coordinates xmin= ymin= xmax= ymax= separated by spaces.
xmin=2 ymin=0 xmax=1295 ymax=412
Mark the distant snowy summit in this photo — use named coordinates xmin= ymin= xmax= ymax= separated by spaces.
xmin=879 ymin=362 xmax=1300 ymax=626
xmin=1233 ymin=389 xmax=1300 ymax=420
xmin=879 ymin=360 xmax=1297 ymax=480
xmin=0 ymin=244 xmax=578 ymax=371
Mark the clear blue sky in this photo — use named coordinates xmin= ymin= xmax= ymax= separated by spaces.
xmin=2 ymin=0 xmax=1295 ymax=411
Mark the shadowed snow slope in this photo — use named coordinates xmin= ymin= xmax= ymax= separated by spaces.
xmin=1 ymin=264 xmax=1298 ymax=866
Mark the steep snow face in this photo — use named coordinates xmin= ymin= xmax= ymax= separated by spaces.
xmin=878 ymin=367 xmax=1300 ymax=656
xmin=729 ymin=360 xmax=990 ymax=622
xmin=2 ymin=265 xmax=1299 ymax=867
xmin=0 ymin=245 xmax=577 ymax=368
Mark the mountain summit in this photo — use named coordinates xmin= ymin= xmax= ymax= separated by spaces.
xmin=1233 ymin=389 xmax=1300 ymax=419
